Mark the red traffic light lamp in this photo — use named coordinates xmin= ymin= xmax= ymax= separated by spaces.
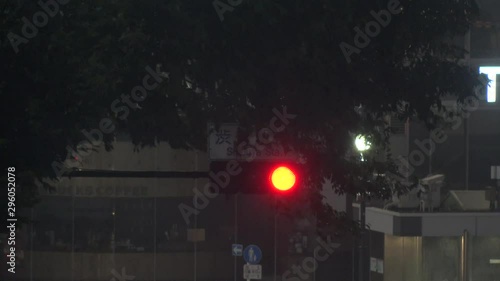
xmin=270 ymin=166 xmax=297 ymax=191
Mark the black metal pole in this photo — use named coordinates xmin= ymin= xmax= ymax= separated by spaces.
xmin=465 ymin=118 xmax=469 ymax=190
xmin=64 ymin=169 xmax=208 ymax=178
xmin=490 ymin=186 xmax=496 ymax=211
xmin=496 ymin=180 xmax=500 ymax=211
xmin=358 ymin=195 xmax=365 ymax=281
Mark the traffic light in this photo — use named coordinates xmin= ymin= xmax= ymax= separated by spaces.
xmin=270 ymin=166 xmax=296 ymax=191
xmin=209 ymin=161 xmax=301 ymax=194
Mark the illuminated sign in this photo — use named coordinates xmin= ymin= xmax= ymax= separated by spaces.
xmin=479 ymin=66 xmax=500 ymax=103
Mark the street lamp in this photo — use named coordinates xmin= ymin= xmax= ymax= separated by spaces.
xmin=354 ymin=134 xmax=370 ymax=281
xmin=355 ymin=134 xmax=371 ymax=161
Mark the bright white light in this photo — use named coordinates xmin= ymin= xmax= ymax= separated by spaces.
xmin=479 ymin=66 xmax=500 ymax=103
xmin=355 ymin=135 xmax=371 ymax=152
xmin=490 ymin=259 xmax=500 ymax=264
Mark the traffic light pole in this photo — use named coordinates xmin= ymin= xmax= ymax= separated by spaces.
xmin=234 ymin=193 xmax=238 ymax=281
xmin=274 ymin=195 xmax=278 ymax=281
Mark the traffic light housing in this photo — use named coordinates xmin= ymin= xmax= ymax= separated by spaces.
xmin=209 ymin=161 xmax=301 ymax=195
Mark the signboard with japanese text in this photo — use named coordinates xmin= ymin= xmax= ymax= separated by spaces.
xmin=208 ymin=123 xmax=297 ymax=161
xmin=243 ymin=264 xmax=262 ymax=280
xmin=208 ymin=123 xmax=238 ymax=160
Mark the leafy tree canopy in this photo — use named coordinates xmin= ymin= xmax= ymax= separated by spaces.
xmin=1 ymin=0 xmax=486 ymax=230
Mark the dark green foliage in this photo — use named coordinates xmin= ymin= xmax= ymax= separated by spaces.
xmin=1 ymin=0 xmax=485 ymax=232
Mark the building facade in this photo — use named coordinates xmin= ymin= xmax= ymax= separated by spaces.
xmin=357 ymin=1 xmax=500 ymax=279
xmin=2 ymin=139 xmax=347 ymax=281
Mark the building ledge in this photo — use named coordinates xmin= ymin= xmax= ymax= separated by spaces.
xmin=353 ymin=204 xmax=500 ymax=237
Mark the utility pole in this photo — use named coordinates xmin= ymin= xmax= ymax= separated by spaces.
xmin=354 ymin=135 xmax=370 ymax=281
xmin=358 ymin=194 xmax=366 ymax=281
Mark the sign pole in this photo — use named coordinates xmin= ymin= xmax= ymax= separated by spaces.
xmin=246 ymin=262 xmax=251 ymax=281
xmin=234 ymin=194 xmax=238 ymax=281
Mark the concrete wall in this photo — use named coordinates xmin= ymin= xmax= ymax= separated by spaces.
xmin=422 ymin=237 xmax=461 ymax=281
xmin=470 ymin=236 xmax=500 ymax=280
xmin=363 ymin=207 xmax=500 ymax=237
xmin=378 ymin=234 xmax=500 ymax=281
xmin=384 ymin=235 xmax=422 ymax=281
xmin=69 ymin=139 xmax=209 ymax=172
xmin=15 ymin=251 xmax=232 ymax=281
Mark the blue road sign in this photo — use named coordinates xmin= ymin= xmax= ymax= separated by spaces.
xmin=232 ymin=244 xmax=243 ymax=256
xmin=243 ymin=244 xmax=262 ymax=264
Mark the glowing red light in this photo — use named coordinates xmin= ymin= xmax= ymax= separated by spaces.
xmin=270 ymin=166 xmax=296 ymax=191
